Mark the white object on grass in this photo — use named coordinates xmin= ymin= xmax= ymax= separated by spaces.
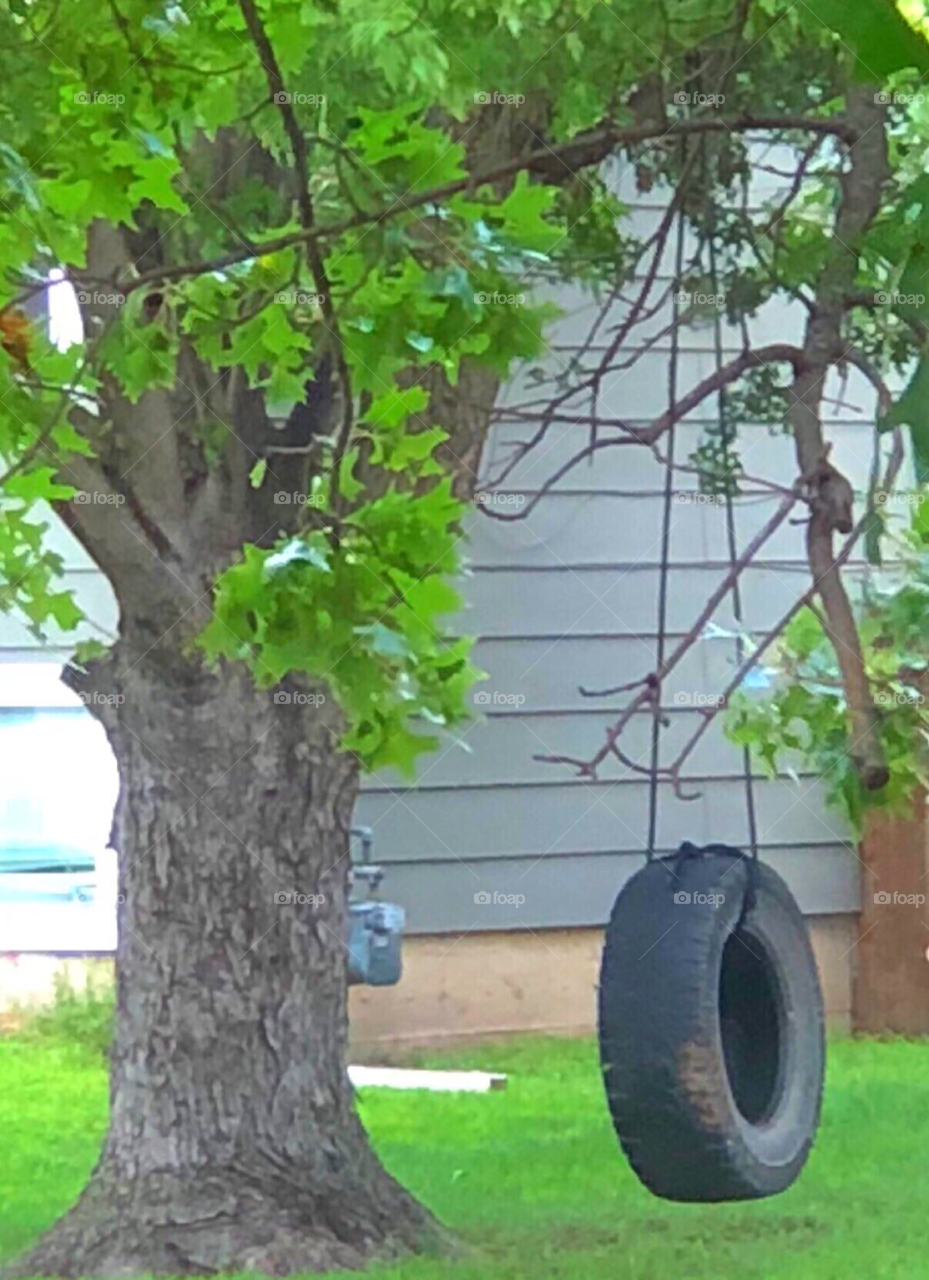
xmin=348 ymin=1065 xmax=507 ymax=1092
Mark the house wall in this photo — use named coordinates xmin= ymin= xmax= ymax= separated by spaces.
xmin=0 ymin=916 xmax=855 ymax=1043
xmin=349 ymin=916 xmax=858 ymax=1047
xmin=0 ymin=148 xmax=904 ymax=1036
xmin=352 ymin=154 xmax=900 ymax=938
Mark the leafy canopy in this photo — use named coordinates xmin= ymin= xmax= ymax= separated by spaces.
xmin=3 ymin=0 xmax=929 ymax=789
xmin=0 ymin=0 xmax=707 ymax=774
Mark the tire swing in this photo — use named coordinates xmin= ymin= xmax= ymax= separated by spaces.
xmin=596 ymin=236 xmax=825 ymax=1201
xmin=597 ymin=842 xmax=825 ymax=1202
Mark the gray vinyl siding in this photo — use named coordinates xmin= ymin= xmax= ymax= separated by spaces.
xmin=352 ymin=162 xmax=908 ymax=931
xmin=1 ymin=152 xmax=909 ymax=934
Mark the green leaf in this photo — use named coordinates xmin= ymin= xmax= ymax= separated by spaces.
xmin=368 ymin=724 xmax=439 ymax=778
xmin=4 ymin=467 xmax=74 ymax=504
xmin=338 ymin=448 xmax=364 ymax=501
xmin=47 ymin=591 xmax=83 ymax=630
xmin=494 ymin=170 xmax=563 ymax=253
xmin=782 ymin=607 xmax=826 ymax=660
xmin=881 ymin=356 xmax=929 ymax=482
xmin=51 ymin=421 xmax=95 ymax=457
xmin=40 ymin=177 xmax=91 ymax=218
xmin=128 ymin=158 xmax=188 ymax=214
xmin=357 ymin=622 xmax=410 ymax=658
xmin=365 ymin=386 xmax=430 ymax=428
xmin=197 ymin=79 xmax=240 ymax=136
xmin=803 ymin=0 xmax=929 ymax=79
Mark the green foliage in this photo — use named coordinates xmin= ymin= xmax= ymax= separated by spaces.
xmin=880 ymin=356 xmax=929 ymax=482
xmin=1 ymin=0 xmax=641 ymax=766
xmin=198 ymin=475 xmax=478 ymax=775
xmin=1 ymin=0 xmax=706 ymax=773
xmin=18 ymin=972 xmax=115 ymax=1062
xmin=727 ymin=502 xmax=929 ymax=834
xmin=1 ymin=0 xmax=929 ymax=783
xmin=805 ymin=0 xmax=929 ymax=81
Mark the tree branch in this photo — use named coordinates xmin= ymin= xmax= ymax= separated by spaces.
xmin=787 ymin=86 xmax=891 ymax=791
xmin=533 ymin=489 xmax=801 ymax=779
xmin=237 ymin=0 xmax=355 ymax=507
xmin=477 ymin=344 xmax=802 ymax=517
xmin=59 ymin=115 xmax=859 ymax=298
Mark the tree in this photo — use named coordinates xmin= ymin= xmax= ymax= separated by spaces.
xmin=1 ymin=0 xmax=929 ymax=1275
xmin=476 ymin=4 xmax=929 ymax=804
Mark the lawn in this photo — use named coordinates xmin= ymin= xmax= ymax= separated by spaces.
xmin=1 ymin=1029 xmax=927 ymax=1279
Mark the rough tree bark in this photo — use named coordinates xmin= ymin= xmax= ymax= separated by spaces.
xmin=5 ymin=101 xmax=548 ymax=1278
xmin=6 ymin=639 xmax=452 ymax=1277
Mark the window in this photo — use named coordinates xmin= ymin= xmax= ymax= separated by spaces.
xmin=0 ymin=664 xmax=118 ymax=951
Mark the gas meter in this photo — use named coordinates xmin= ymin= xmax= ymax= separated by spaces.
xmin=346 ymin=826 xmax=405 ymax=986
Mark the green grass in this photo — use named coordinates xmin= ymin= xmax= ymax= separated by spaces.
xmin=1 ymin=1029 xmax=928 ymax=1279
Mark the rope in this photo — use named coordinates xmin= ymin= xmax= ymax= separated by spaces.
xmin=643 ymin=133 xmax=759 ymax=924
xmin=646 ymin=168 xmax=687 ymax=861
xmin=708 ymin=207 xmax=760 ymax=871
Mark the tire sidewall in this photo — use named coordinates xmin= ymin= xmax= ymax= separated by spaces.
xmin=725 ymin=866 xmax=825 ymax=1177
xmin=598 ymin=853 xmax=825 ymax=1201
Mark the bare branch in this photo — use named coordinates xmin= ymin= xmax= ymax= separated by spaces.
xmin=238 ymin=0 xmax=355 ymax=506
xmin=476 ymin=345 xmax=802 ymax=519
xmin=534 ymin=490 xmax=800 ymax=779
xmin=666 ymin=425 xmax=905 ymax=783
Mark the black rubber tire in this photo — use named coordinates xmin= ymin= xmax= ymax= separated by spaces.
xmin=598 ymin=850 xmax=825 ymax=1202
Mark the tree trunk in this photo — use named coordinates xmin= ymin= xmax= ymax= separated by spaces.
xmin=7 ymin=648 xmax=450 ymax=1277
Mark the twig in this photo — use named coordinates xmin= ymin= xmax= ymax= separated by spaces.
xmin=534 ymin=490 xmax=799 ymax=779
xmin=477 ymin=344 xmax=803 ymax=520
